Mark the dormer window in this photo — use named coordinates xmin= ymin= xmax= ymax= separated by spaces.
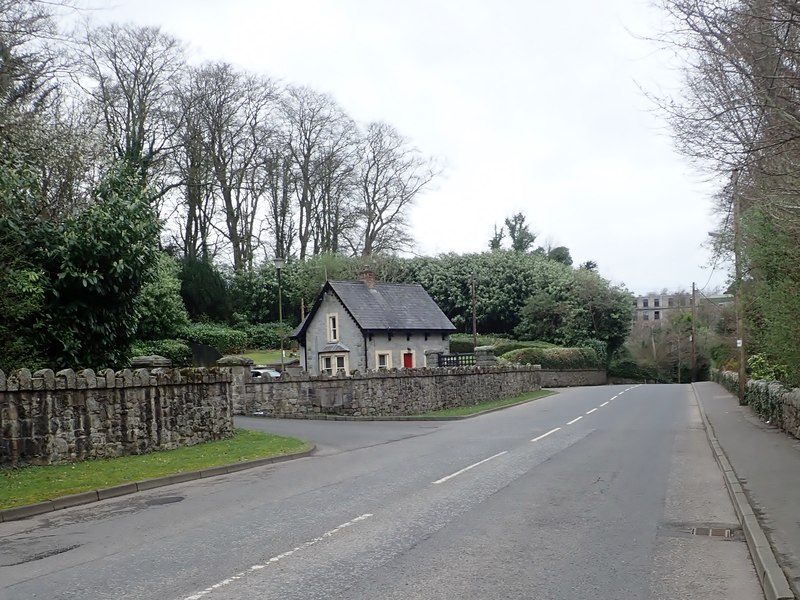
xmin=327 ymin=314 xmax=339 ymax=342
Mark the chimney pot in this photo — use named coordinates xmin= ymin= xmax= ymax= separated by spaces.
xmin=359 ymin=267 xmax=376 ymax=288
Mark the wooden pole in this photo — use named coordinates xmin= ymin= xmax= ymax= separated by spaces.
xmin=691 ymin=281 xmax=697 ymax=383
xmin=471 ymin=273 xmax=477 ymax=350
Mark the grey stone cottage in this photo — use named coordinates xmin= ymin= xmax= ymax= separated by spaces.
xmin=291 ymin=270 xmax=456 ymax=375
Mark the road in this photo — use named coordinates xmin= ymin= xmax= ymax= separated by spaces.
xmin=0 ymin=384 xmax=762 ymax=599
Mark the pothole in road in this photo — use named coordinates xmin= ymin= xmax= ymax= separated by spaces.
xmin=144 ymin=495 xmax=184 ymax=507
xmin=0 ymin=544 xmax=81 ymax=566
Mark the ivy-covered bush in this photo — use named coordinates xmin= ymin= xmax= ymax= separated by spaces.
xmin=177 ymin=323 xmax=248 ymax=354
xmin=500 ymin=347 xmax=600 ymax=369
xmin=129 ymin=339 xmax=192 ymax=367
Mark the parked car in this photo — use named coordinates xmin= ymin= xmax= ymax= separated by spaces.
xmin=251 ymin=367 xmax=281 ymax=379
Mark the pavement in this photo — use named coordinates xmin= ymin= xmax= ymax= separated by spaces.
xmin=695 ymin=381 xmax=800 ymax=598
xmin=0 ymin=384 xmax=763 ymax=599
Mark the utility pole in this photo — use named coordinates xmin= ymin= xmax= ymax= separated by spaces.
xmin=691 ymin=282 xmax=697 ymax=383
xmin=471 ymin=273 xmax=477 ymax=350
xmin=732 ymin=169 xmax=746 ymax=404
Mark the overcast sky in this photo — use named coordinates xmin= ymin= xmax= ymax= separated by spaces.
xmin=85 ymin=0 xmax=730 ymax=295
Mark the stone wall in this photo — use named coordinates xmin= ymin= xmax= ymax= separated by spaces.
xmin=712 ymin=369 xmax=800 ymax=439
xmin=0 ymin=366 xmax=234 ymax=466
xmin=238 ymin=365 xmax=544 ymax=417
xmin=539 ymin=369 xmax=607 ymax=388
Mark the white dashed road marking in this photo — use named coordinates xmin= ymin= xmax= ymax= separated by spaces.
xmin=531 ymin=427 xmax=561 ymax=442
xmin=433 ymin=451 xmax=508 ymax=484
xmin=586 ymin=408 xmax=598 ymax=415
xmin=566 ymin=416 xmax=583 ymax=425
xmin=182 ymin=514 xmax=374 ymax=600
xmin=600 ymin=401 xmax=609 ymax=407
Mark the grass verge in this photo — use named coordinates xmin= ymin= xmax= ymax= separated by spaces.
xmin=418 ymin=389 xmax=556 ymax=417
xmin=0 ymin=429 xmax=310 ymax=510
xmin=243 ymin=349 xmax=284 ymax=364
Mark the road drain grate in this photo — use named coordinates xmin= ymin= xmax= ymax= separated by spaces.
xmin=691 ymin=527 xmax=732 ymax=537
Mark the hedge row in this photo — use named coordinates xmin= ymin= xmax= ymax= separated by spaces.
xmin=177 ymin=323 xmax=249 ymax=354
xmin=449 ymin=334 xmax=556 ymax=354
xmin=130 ymin=339 xmax=192 ymax=367
xmin=500 ymin=347 xmax=600 ymax=370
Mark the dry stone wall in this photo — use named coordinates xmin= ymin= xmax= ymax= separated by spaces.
xmin=0 ymin=366 xmax=233 ymax=466
xmin=713 ymin=369 xmax=800 ymax=439
xmin=236 ymin=365 xmax=605 ymax=418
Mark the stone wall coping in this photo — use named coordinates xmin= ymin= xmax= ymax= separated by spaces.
xmin=245 ymin=365 xmax=603 ymax=384
xmin=0 ymin=366 xmax=232 ymax=391
xmin=217 ymin=355 xmax=255 ymax=366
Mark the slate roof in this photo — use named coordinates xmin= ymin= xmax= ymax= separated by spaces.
xmin=292 ymin=280 xmax=456 ymax=339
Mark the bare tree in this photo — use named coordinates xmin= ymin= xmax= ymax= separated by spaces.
xmin=191 ymin=62 xmax=278 ymax=270
xmin=76 ymin=23 xmax=185 ymax=198
xmin=353 ymin=121 xmax=437 ymax=256
xmin=281 ymin=86 xmax=355 ymax=259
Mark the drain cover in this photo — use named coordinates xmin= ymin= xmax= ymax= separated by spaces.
xmin=692 ymin=527 xmax=732 ymax=537
xmin=145 ymin=496 xmax=184 ymax=506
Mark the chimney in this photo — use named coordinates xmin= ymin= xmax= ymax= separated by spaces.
xmin=359 ymin=267 xmax=376 ymax=288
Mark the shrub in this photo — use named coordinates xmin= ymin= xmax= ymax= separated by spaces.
xmin=608 ymin=358 xmax=666 ymax=382
xmin=129 ymin=339 xmax=192 ymax=367
xmin=500 ymin=347 xmax=599 ymax=369
xmin=244 ymin=322 xmax=293 ymax=349
xmin=177 ymin=323 xmax=248 ymax=354
xmin=492 ymin=340 xmax=557 ymax=356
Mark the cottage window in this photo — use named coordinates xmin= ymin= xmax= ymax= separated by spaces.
xmin=654 ymin=298 xmax=660 ymax=308
xmin=327 ymin=314 xmax=339 ymax=342
xmin=654 ymin=310 xmax=660 ymax=320
xmin=643 ymin=299 xmax=649 ymax=308
xmin=376 ymin=352 xmax=391 ymax=370
xmin=320 ymin=353 xmax=348 ymax=375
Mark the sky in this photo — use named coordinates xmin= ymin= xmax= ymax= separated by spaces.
xmin=82 ymin=0 xmax=731 ymax=295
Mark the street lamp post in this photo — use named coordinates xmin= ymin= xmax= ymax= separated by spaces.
xmin=273 ymin=256 xmax=285 ymax=372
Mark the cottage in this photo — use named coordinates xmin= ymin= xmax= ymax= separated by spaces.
xmin=291 ymin=269 xmax=456 ymax=375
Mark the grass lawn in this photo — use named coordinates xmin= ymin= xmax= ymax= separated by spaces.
xmin=242 ymin=349 xmax=284 ymax=364
xmin=0 ymin=429 xmax=309 ymax=510
xmin=418 ymin=389 xmax=556 ymax=417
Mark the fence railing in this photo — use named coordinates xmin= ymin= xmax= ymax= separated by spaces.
xmin=437 ymin=353 xmax=477 ymax=367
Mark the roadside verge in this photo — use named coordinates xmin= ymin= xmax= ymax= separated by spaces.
xmin=0 ymin=445 xmax=315 ymax=524
xmin=692 ymin=383 xmax=794 ymax=600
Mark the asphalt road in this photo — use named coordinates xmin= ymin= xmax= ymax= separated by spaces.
xmin=0 ymin=384 xmax=763 ymax=599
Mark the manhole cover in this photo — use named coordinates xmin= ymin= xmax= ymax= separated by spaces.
xmin=145 ymin=496 xmax=184 ymax=506
xmin=691 ymin=526 xmax=732 ymax=538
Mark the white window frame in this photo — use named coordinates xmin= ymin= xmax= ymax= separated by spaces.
xmin=375 ymin=351 xmax=392 ymax=370
xmin=320 ymin=352 xmax=349 ymax=375
xmin=326 ymin=313 xmax=339 ymax=342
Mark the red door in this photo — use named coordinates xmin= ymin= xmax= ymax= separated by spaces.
xmin=403 ymin=352 xmax=413 ymax=369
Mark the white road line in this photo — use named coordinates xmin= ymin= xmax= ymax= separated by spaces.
xmin=586 ymin=408 xmax=598 ymax=415
xmin=531 ymin=427 xmax=561 ymax=442
xmin=182 ymin=514 xmax=374 ymax=600
xmin=432 ymin=451 xmax=508 ymax=484
xmin=566 ymin=416 xmax=583 ymax=425
xmin=600 ymin=401 xmax=609 ymax=407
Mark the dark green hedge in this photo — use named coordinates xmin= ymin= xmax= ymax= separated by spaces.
xmin=177 ymin=323 xmax=249 ymax=354
xmin=243 ymin=322 xmax=292 ymax=350
xmin=129 ymin=339 xmax=192 ymax=367
xmin=500 ymin=347 xmax=599 ymax=369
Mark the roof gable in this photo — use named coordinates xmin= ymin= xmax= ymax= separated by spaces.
xmin=292 ymin=279 xmax=456 ymax=339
